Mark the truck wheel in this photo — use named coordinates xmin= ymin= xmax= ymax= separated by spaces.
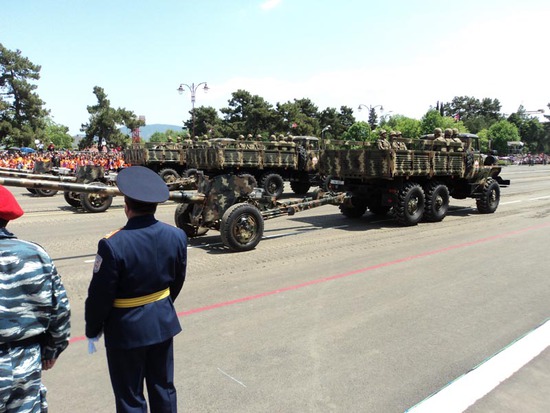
xmin=26 ymin=188 xmax=37 ymax=194
xmin=35 ymin=188 xmax=59 ymax=197
xmin=476 ymin=178 xmax=500 ymax=214
xmin=220 ymin=203 xmax=264 ymax=252
xmin=339 ymin=198 xmax=367 ymax=218
xmin=290 ymin=181 xmax=310 ymax=195
xmin=159 ymin=168 xmax=180 ymax=183
xmin=260 ymin=173 xmax=284 ymax=198
xmin=184 ymin=168 xmax=198 ymax=178
xmin=395 ymin=183 xmax=425 ymax=226
xmin=174 ymin=203 xmax=209 ymax=237
xmin=297 ymin=146 xmax=308 ymax=171
xmin=79 ymin=182 xmax=113 ymax=213
xmin=64 ymin=191 xmax=82 ymax=208
xmin=423 ymin=182 xmax=449 ymax=222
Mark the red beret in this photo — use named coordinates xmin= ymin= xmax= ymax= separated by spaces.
xmin=0 ymin=185 xmax=24 ymax=221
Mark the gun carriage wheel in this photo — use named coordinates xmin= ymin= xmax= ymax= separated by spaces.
xmin=63 ymin=191 xmax=82 ymax=208
xmin=79 ymin=182 xmax=113 ymax=213
xmin=174 ymin=203 xmax=209 ymax=237
xmin=220 ymin=203 xmax=264 ymax=252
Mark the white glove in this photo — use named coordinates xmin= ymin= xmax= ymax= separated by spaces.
xmin=87 ymin=333 xmax=102 ymax=354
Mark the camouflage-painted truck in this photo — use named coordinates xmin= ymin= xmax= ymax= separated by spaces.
xmin=319 ymin=133 xmax=510 ymax=225
xmin=185 ymin=136 xmax=322 ymax=198
xmin=124 ymin=142 xmax=190 ymax=182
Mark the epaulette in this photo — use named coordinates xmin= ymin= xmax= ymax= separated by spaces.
xmin=104 ymin=228 xmax=123 ymax=239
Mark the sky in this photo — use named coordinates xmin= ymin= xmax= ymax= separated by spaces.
xmin=2 ymin=0 xmax=549 ymax=135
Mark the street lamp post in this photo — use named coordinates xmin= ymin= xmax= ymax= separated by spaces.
xmin=177 ymin=82 xmax=209 ymax=138
xmin=358 ymin=104 xmax=384 ymax=129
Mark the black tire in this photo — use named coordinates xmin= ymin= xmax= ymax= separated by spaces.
xmin=395 ymin=182 xmax=425 ymax=226
xmin=260 ymin=172 xmax=284 ymax=198
xmin=476 ymin=178 xmax=500 ymax=214
xmin=339 ymin=197 xmax=367 ymax=219
xmin=290 ymin=181 xmax=310 ymax=195
xmin=237 ymin=173 xmax=258 ymax=188
xmin=184 ymin=168 xmax=198 ymax=178
xmin=174 ymin=203 xmax=209 ymax=237
xmin=220 ymin=203 xmax=264 ymax=252
xmin=79 ymin=182 xmax=113 ymax=213
xmin=35 ymin=188 xmax=59 ymax=197
xmin=26 ymin=188 xmax=37 ymax=194
xmin=297 ymin=146 xmax=308 ymax=171
xmin=423 ymin=182 xmax=449 ymax=222
xmin=63 ymin=191 xmax=81 ymax=208
xmin=159 ymin=168 xmax=180 ymax=183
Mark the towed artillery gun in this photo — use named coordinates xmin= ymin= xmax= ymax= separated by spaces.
xmin=320 ymin=133 xmax=510 ymax=225
xmin=0 ymin=172 xmax=344 ymax=251
xmin=0 ymin=161 xmax=72 ymax=197
xmin=0 ymin=165 xmax=198 ymax=213
xmin=0 ymin=165 xmax=118 ymax=212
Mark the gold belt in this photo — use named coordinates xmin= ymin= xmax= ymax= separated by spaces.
xmin=113 ymin=288 xmax=170 ymax=308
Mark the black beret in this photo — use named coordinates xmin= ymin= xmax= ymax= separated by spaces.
xmin=116 ymin=166 xmax=169 ymax=203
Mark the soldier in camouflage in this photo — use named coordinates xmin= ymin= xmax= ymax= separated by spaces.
xmin=0 ymin=185 xmax=71 ymax=413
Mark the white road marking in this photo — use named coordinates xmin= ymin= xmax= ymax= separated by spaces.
xmin=217 ymin=368 xmax=247 ymax=388
xmin=406 ymin=319 xmax=550 ymax=413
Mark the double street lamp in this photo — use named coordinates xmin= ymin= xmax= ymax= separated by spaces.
xmin=177 ymin=82 xmax=209 ymax=138
xmin=358 ymin=104 xmax=384 ymax=128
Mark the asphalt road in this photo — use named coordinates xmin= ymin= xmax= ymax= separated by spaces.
xmin=6 ymin=165 xmax=550 ymax=412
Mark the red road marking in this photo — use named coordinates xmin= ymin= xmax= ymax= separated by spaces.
xmin=70 ymin=222 xmax=550 ymax=344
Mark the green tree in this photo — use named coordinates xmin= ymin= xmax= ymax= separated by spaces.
xmin=220 ymin=90 xmax=277 ymax=139
xmin=382 ymin=115 xmax=422 ymax=139
xmin=184 ymin=106 xmax=221 ymax=138
xmin=149 ymin=129 xmax=188 ymax=143
xmin=507 ymin=106 xmax=546 ymax=152
xmin=318 ymin=106 xmax=355 ymax=139
xmin=341 ymin=121 xmax=371 ymax=141
xmin=0 ymin=43 xmax=49 ymax=147
xmin=44 ymin=118 xmax=73 ymax=149
xmin=80 ymin=86 xmax=143 ymax=149
xmin=441 ymin=96 xmax=502 ymax=133
xmin=485 ymin=120 xmax=520 ymax=155
xmin=420 ymin=109 xmax=466 ymax=135
xmin=275 ymin=98 xmax=320 ymax=137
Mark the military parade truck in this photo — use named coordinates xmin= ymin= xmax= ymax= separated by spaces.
xmin=320 ymin=133 xmax=510 ymax=225
xmin=185 ymin=136 xmax=322 ymax=197
xmin=124 ymin=141 xmax=190 ymax=182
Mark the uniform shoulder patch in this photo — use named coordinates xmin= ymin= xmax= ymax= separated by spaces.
xmin=93 ymin=254 xmax=103 ymax=273
xmin=104 ymin=228 xmax=122 ymax=239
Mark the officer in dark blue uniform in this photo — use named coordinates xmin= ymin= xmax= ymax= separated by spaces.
xmin=85 ymin=166 xmax=188 ymax=413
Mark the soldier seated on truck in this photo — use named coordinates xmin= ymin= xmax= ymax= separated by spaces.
xmin=376 ymin=129 xmax=391 ymax=150
xmin=433 ymin=128 xmax=448 ymax=151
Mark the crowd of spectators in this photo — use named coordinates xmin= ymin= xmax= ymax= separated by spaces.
xmin=0 ymin=147 xmax=126 ymax=172
xmin=500 ymin=153 xmax=549 ymax=165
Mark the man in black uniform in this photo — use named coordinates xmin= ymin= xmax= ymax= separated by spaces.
xmin=85 ymin=166 xmax=188 ymax=413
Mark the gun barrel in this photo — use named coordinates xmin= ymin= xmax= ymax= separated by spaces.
xmin=0 ymin=170 xmax=77 ymax=182
xmin=0 ymin=176 xmax=206 ymax=204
